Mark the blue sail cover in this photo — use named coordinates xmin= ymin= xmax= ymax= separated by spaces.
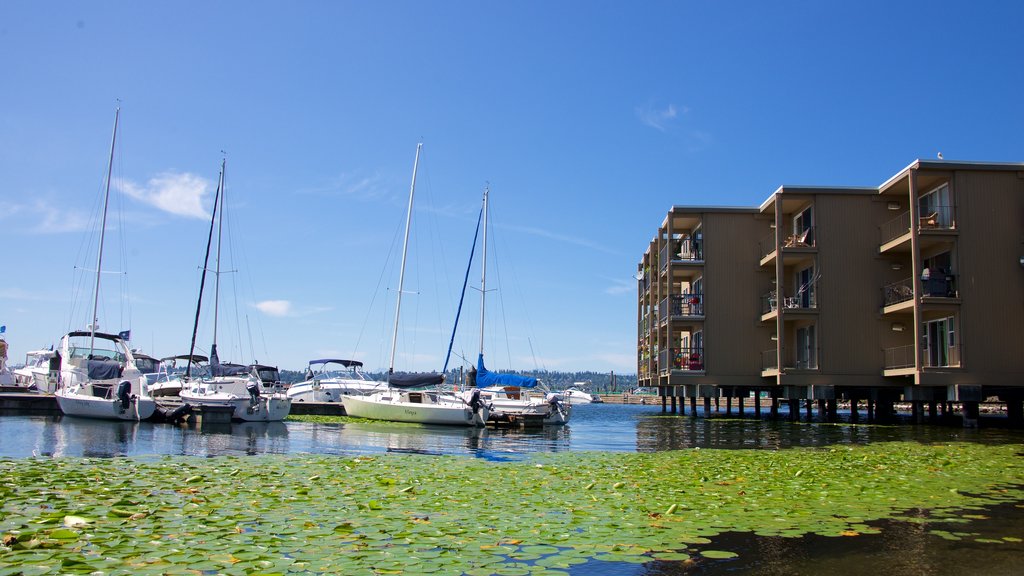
xmin=476 ymin=354 xmax=538 ymax=388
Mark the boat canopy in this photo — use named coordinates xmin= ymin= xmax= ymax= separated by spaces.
xmin=309 ymin=358 xmax=363 ymax=368
xmin=389 ymin=372 xmax=445 ymax=388
xmin=475 ymin=354 xmax=538 ymax=388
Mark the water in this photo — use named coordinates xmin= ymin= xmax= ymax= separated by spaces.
xmin=2 ymin=403 xmax=1023 ymax=575
xmin=2 ymin=404 xmax=1021 ymax=458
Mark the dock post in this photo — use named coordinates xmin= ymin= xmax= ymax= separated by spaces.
xmin=827 ymin=399 xmax=837 ymax=421
xmin=738 ymin=395 xmax=744 ymax=417
xmin=805 ymin=399 xmax=812 ymax=421
xmin=817 ymin=399 xmax=826 ymax=419
xmin=770 ymin=396 xmax=779 ymax=419
xmin=788 ymin=399 xmax=799 ymax=421
xmin=704 ymin=396 xmax=712 ymax=416
xmin=754 ymin=393 xmax=762 ymax=417
xmin=867 ymin=399 xmax=875 ymax=421
xmin=670 ymin=395 xmax=677 ymax=414
xmin=690 ymin=396 xmax=697 ymax=417
xmin=725 ymin=396 xmax=732 ymax=416
xmin=850 ymin=396 xmax=860 ymax=422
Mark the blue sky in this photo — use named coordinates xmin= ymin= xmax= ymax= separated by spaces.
xmin=2 ymin=1 xmax=1022 ymax=376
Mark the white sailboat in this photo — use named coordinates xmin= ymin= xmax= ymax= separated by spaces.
xmin=468 ymin=187 xmax=569 ymax=425
xmin=341 ymin=144 xmax=489 ymax=427
xmin=177 ymin=158 xmax=291 ymax=422
xmin=54 ymin=108 xmax=157 ymax=421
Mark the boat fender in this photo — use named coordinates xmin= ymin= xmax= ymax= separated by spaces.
xmin=116 ymin=380 xmax=132 ymax=413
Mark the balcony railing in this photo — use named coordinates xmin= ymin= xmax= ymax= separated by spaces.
xmin=782 ymin=226 xmax=815 ymax=249
xmin=761 ymin=349 xmax=778 ymax=371
xmin=880 ymin=206 xmax=956 ymax=245
xmin=790 ymin=347 xmax=819 ymax=370
xmin=884 ymin=343 xmax=962 ymax=370
xmin=659 ymin=294 xmax=704 ymax=323
xmin=660 ymin=346 xmax=704 ymax=372
xmin=883 ymin=278 xmax=914 ymax=306
xmin=762 ymin=290 xmax=816 ymax=313
xmin=922 ymin=272 xmax=957 ymax=298
xmin=759 ymin=233 xmax=777 ymax=260
xmin=676 ymin=238 xmax=703 ymax=261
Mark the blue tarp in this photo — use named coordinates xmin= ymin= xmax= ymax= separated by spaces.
xmin=87 ymin=359 xmax=123 ymax=380
xmin=475 ymin=354 xmax=537 ymax=388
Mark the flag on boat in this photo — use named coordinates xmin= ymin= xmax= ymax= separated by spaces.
xmin=118 ymin=330 xmax=130 ymax=341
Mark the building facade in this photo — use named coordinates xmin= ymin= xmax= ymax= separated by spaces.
xmin=637 ymin=160 xmax=1024 ymax=421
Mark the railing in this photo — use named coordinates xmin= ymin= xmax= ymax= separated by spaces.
xmin=670 ymin=293 xmax=704 ymax=316
xmin=676 ymin=238 xmax=703 ymax=261
xmin=762 ymin=289 xmax=816 ymax=312
xmin=759 ymin=232 xmax=777 ymax=259
xmin=884 ymin=345 xmax=915 ymax=370
xmin=659 ymin=244 xmax=670 ymax=271
xmin=883 ymin=278 xmax=914 ymax=306
xmin=782 ymin=226 xmax=815 ymax=249
xmin=880 ymin=211 xmax=911 ymax=245
xmin=761 ymin=349 xmax=778 ymax=371
xmin=922 ymin=272 xmax=957 ymax=298
xmin=884 ymin=343 xmax=962 ymax=370
xmin=918 ymin=205 xmax=956 ymax=230
xmin=660 ymin=346 xmax=705 ymax=372
xmin=881 ymin=206 xmax=957 ymax=245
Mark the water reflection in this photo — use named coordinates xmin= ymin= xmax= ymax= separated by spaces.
xmin=0 ymin=404 xmax=1021 ymax=460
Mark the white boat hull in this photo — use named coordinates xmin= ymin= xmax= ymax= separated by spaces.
xmin=55 ymin=389 xmax=157 ymax=421
xmin=180 ymin=390 xmax=291 ymax=422
xmin=480 ymin=389 xmax=571 ymax=425
xmin=287 ymin=380 xmax=384 ymax=403
xmin=342 ymin=391 xmax=488 ymax=427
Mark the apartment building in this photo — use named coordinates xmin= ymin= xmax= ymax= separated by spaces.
xmin=637 ymin=159 xmax=1024 ymax=422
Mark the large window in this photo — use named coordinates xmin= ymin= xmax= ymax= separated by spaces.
xmin=924 ymin=316 xmax=957 ymax=367
xmin=792 ymin=206 xmax=814 ymax=245
xmin=919 ymin=183 xmax=952 ymax=227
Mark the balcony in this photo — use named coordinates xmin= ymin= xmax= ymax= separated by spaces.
xmin=882 ymin=274 xmax=958 ymax=311
xmin=659 ymin=346 xmax=704 ymax=374
xmin=659 ymin=294 xmax=705 ymax=325
xmin=760 ymin=226 xmax=816 ymax=264
xmin=880 ymin=206 xmax=956 ymax=247
xmin=761 ymin=289 xmax=817 ymax=317
xmin=884 ymin=343 xmax=963 ymax=371
xmin=761 ymin=349 xmax=778 ymax=371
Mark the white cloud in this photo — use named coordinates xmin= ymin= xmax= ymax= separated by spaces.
xmin=118 ymin=172 xmax=211 ymax=220
xmin=603 ymin=276 xmax=635 ymax=295
xmin=636 ymin=101 xmax=683 ymax=131
xmin=0 ymin=199 xmax=91 ymax=234
xmin=255 ymin=300 xmax=292 ymax=317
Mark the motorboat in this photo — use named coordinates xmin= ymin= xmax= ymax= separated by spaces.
xmin=286 ymin=358 xmax=386 ymax=402
xmin=52 ymin=108 xmax=156 ymax=422
xmin=179 ymin=362 xmax=291 ymax=422
xmin=148 ymin=354 xmax=209 ymax=398
xmin=53 ymin=331 xmax=157 ymax=421
xmin=559 ymin=386 xmax=603 ymax=404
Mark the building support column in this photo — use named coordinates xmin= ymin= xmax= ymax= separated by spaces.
xmin=704 ymin=396 xmax=712 ymax=416
xmin=690 ymin=397 xmax=698 ymax=417
xmin=754 ymin=393 xmax=762 ymax=417
xmin=827 ymin=399 xmax=837 ymax=421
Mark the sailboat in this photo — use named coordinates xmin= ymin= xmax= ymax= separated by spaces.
xmin=467 ymin=187 xmax=570 ymax=425
xmin=341 ymin=144 xmax=489 ymax=427
xmin=54 ymin=108 xmax=157 ymax=421
xmin=177 ymin=158 xmax=291 ymax=422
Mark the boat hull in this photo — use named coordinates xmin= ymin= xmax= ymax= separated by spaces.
xmin=55 ymin=391 xmax=157 ymax=421
xmin=342 ymin=391 xmax=488 ymax=427
xmin=179 ymin=390 xmax=291 ymax=422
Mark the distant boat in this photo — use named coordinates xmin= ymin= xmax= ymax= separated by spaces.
xmin=53 ymin=108 xmax=156 ymax=421
xmin=176 ymin=158 xmax=291 ymax=422
xmin=286 ymin=359 xmax=386 ymax=402
xmin=559 ymin=386 xmax=603 ymax=404
xmin=341 ymin=144 xmax=488 ymax=427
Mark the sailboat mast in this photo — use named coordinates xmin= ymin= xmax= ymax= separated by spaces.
xmin=212 ymin=159 xmax=226 ymax=353
xmin=478 ymin=186 xmax=489 ymax=357
xmin=90 ymin=107 xmax=120 ymax=353
xmin=388 ymin=143 xmax=422 ymax=375
xmin=185 ymin=161 xmax=222 ymax=379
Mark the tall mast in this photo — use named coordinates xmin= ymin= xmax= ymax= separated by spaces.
xmin=478 ymin=186 xmax=489 ymax=357
xmin=212 ymin=158 xmax=226 ymax=355
xmin=186 ymin=160 xmax=223 ymax=379
xmin=388 ymin=143 xmax=422 ymax=375
xmin=90 ymin=107 xmax=120 ymax=353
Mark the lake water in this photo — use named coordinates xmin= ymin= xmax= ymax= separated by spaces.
xmin=2 ymin=403 xmax=1021 ymax=459
xmin=2 ymin=403 xmax=1023 ymax=575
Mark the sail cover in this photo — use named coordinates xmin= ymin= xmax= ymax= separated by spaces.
xmin=389 ymin=372 xmax=445 ymax=388
xmin=475 ymin=354 xmax=538 ymax=388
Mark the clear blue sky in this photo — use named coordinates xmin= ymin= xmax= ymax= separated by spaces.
xmin=2 ymin=1 xmax=1022 ymax=376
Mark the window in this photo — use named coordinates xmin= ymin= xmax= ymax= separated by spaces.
xmin=793 ymin=206 xmax=814 ymax=246
xmin=795 ymin=325 xmax=817 ymax=369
